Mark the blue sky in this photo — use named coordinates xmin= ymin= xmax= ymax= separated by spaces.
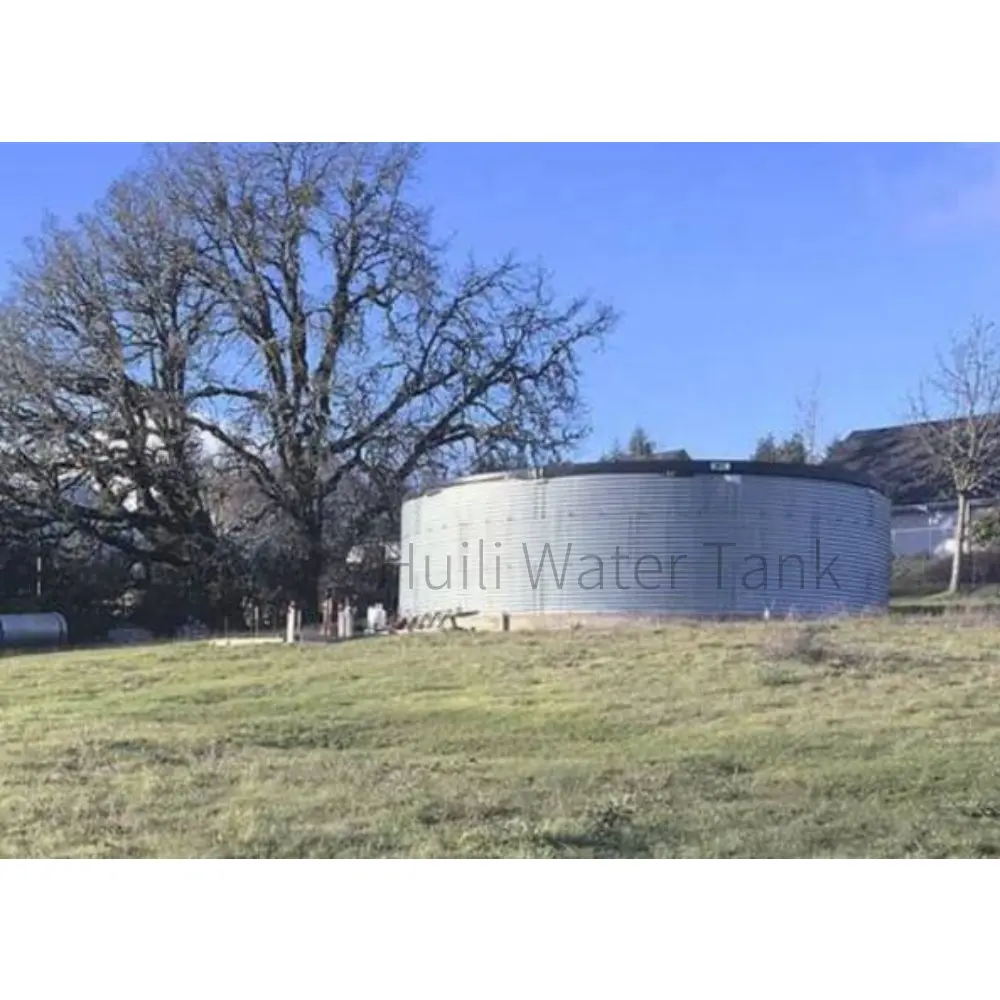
xmin=3 ymin=143 xmax=1000 ymax=460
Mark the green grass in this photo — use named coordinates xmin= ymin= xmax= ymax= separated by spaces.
xmin=3 ymin=619 xmax=1000 ymax=857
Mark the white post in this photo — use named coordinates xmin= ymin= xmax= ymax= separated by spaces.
xmin=286 ymin=602 xmax=297 ymax=644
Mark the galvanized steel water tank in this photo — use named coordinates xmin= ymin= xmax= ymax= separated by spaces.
xmin=398 ymin=460 xmax=891 ymax=619
xmin=0 ymin=612 xmax=69 ymax=646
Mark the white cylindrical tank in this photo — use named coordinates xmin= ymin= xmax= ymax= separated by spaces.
xmin=398 ymin=459 xmax=892 ymax=619
xmin=0 ymin=612 xmax=69 ymax=646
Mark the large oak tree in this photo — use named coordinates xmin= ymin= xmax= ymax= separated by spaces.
xmin=0 ymin=143 xmax=615 ymax=612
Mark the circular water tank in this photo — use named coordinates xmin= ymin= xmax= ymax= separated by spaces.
xmin=398 ymin=459 xmax=891 ymax=619
xmin=0 ymin=612 xmax=69 ymax=646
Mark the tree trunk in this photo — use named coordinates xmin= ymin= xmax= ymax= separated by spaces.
xmin=301 ymin=521 xmax=326 ymax=619
xmin=948 ymin=493 xmax=969 ymax=594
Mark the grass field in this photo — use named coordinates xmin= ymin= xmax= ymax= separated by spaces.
xmin=2 ymin=617 xmax=1000 ymax=858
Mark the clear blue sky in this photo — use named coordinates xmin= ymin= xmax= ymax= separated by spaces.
xmin=4 ymin=143 xmax=1000 ymax=460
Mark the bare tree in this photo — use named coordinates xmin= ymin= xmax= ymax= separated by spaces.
xmin=0 ymin=173 xmax=252 ymax=627
xmin=909 ymin=317 xmax=1000 ymax=593
xmin=164 ymin=143 xmax=614 ymax=607
xmin=794 ymin=374 xmax=823 ymax=463
xmin=0 ymin=143 xmax=615 ymax=613
xmin=0 ymin=179 xmax=228 ymax=572
xmin=751 ymin=376 xmax=825 ymax=464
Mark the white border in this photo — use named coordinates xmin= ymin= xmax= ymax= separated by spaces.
xmin=0 ymin=861 xmax=996 ymax=998
xmin=2 ymin=1 xmax=999 ymax=140
xmin=2 ymin=4 xmax=999 ymax=995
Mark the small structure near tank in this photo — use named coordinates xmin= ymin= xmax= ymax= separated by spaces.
xmin=0 ymin=612 xmax=69 ymax=648
xmin=366 ymin=603 xmax=388 ymax=634
xmin=393 ymin=608 xmax=479 ymax=632
xmin=285 ymin=602 xmax=301 ymax=643
xmin=175 ymin=618 xmax=210 ymax=640
xmin=107 ymin=624 xmax=155 ymax=645
xmin=338 ymin=599 xmax=355 ymax=639
xmin=321 ymin=593 xmax=336 ymax=638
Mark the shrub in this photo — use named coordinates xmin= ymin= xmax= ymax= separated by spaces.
xmin=892 ymin=550 xmax=1000 ymax=596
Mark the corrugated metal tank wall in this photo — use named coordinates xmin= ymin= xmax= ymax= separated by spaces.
xmin=398 ymin=466 xmax=891 ymax=618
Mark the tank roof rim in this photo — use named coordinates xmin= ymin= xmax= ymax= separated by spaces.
xmin=404 ymin=459 xmax=885 ymax=500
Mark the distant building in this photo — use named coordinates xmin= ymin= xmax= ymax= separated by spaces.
xmin=826 ymin=420 xmax=1000 ymax=558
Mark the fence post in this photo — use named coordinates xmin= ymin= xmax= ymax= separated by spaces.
xmin=338 ymin=598 xmax=353 ymax=640
xmin=286 ymin=601 xmax=297 ymax=644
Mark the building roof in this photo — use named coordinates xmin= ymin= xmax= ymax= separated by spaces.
xmin=825 ymin=419 xmax=1000 ymax=506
